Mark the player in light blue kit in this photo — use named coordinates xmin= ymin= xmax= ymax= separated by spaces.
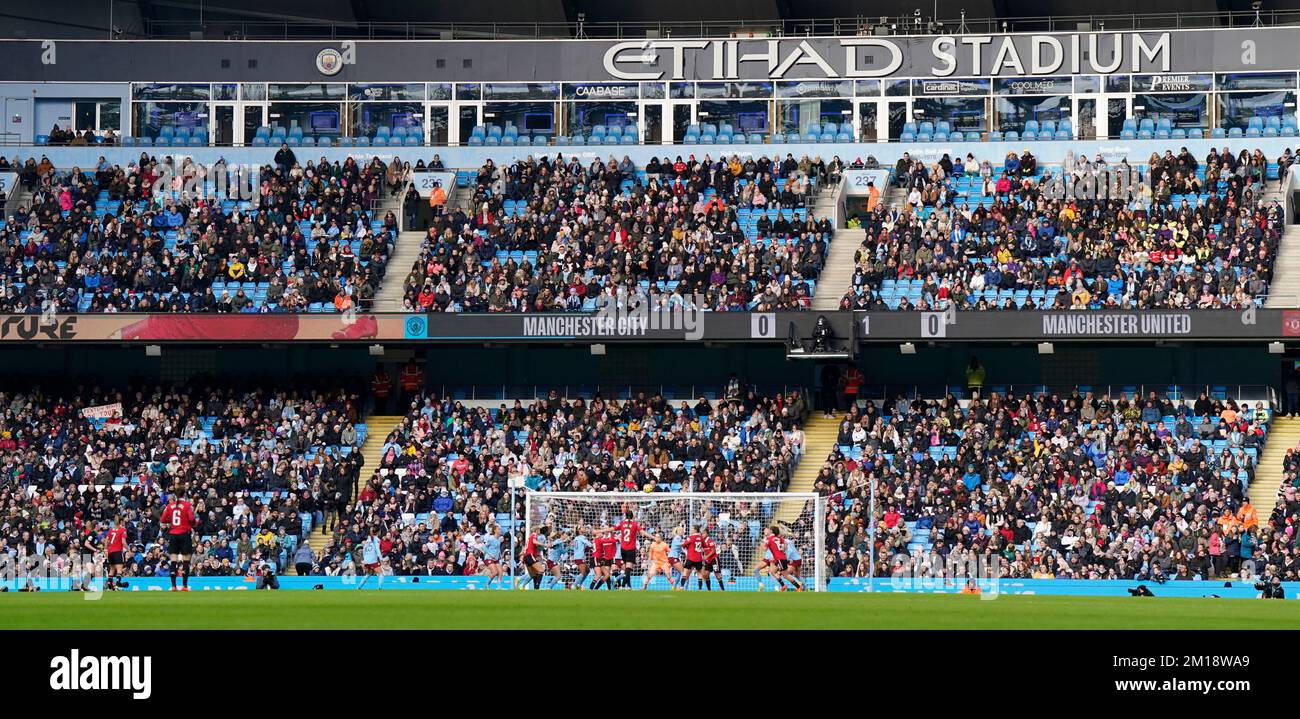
xmin=481 ymin=525 xmax=505 ymax=589
xmin=668 ymin=526 xmax=686 ymax=585
xmin=570 ymin=528 xmax=593 ymax=590
xmin=544 ymin=532 xmax=570 ymax=589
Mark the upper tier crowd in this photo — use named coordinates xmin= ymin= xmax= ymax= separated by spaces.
xmin=841 ymin=146 xmax=1293 ymax=311
xmin=0 ymin=148 xmax=400 ymax=314
xmin=4 ymin=143 xmax=1300 ymax=315
xmin=398 ymin=153 xmax=838 ymax=313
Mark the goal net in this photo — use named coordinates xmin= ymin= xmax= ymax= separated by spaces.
xmin=524 ymin=492 xmax=826 ymax=591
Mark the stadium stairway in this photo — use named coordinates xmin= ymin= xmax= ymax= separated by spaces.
xmin=3 ymin=182 xmax=32 ymax=225
xmin=301 ymin=414 xmax=405 ymax=571
xmin=812 ymin=227 xmax=863 ymax=310
xmin=772 ymin=413 xmax=841 ymax=525
xmin=373 ymin=177 xmax=476 ymax=312
xmin=373 ymin=229 xmax=426 ymax=311
xmin=1265 ymin=224 xmax=1300 ymax=309
xmin=1250 ymin=415 xmax=1300 ymax=512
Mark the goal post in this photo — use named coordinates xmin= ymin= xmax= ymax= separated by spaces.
xmin=524 ymin=492 xmax=826 ymax=591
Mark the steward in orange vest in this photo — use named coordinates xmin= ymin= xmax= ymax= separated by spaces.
xmin=399 ymin=361 xmax=424 ymax=393
xmin=371 ymin=369 xmax=391 ymax=399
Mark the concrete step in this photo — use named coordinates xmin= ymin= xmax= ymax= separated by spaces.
xmin=301 ymin=415 xmax=405 ymax=572
xmin=812 ymin=228 xmax=865 ymax=311
xmin=372 ymin=231 xmax=426 ymax=312
xmin=1251 ymin=416 xmax=1300 ymax=515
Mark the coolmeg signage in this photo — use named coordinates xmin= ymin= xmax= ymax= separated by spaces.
xmin=603 ymin=33 xmax=1172 ymax=80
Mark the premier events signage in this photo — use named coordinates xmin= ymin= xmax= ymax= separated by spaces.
xmin=1134 ymin=73 xmax=1215 ymax=92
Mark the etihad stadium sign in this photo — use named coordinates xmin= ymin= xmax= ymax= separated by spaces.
xmin=603 ymin=33 xmax=1172 ymax=80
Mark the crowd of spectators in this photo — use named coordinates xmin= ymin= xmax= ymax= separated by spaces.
xmin=398 ymin=153 xmax=838 ymax=313
xmin=840 ymin=146 xmax=1288 ymax=311
xmin=0 ymin=377 xmax=366 ymax=582
xmin=812 ymin=387 xmax=1286 ymax=582
xmin=39 ymin=125 xmax=119 ymax=147
xmin=0 ymin=151 xmax=398 ymax=313
xmin=316 ymin=381 xmax=809 ymax=576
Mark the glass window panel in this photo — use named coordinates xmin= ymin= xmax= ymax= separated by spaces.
xmin=348 ymin=83 xmax=425 ymax=101
xmin=268 ymin=83 xmax=346 ymax=100
xmin=74 ymin=102 xmax=96 ymax=131
xmin=697 ymin=82 xmax=773 ymax=99
xmin=915 ymin=97 xmax=987 ymax=133
xmin=854 ymin=80 xmax=881 ymax=96
xmin=994 ymin=95 xmax=1070 ymax=133
xmin=1216 ymin=73 xmax=1298 ymax=91
xmin=857 ymin=102 xmax=879 ymax=141
xmin=213 ymin=84 xmax=239 ymax=101
xmin=776 ymin=80 xmax=852 ymax=99
xmin=132 ymin=101 xmax=208 ymax=136
xmin=99 ymin=101 xmax=121 ymax=131
xmin=777 ymin=99 xmax=852 ymax=136
xmin=351 ymin=101 xmax=424 ymax=137
xmin=1074 ymin=76 xmax=1102 ymax=94
xmin=641 ymin=82 xmax=666 ymax=99
xmin=696 ymin=100 xmax=769 ymax=135
xmin=670 ymin=82 xmax=695 ymax=99
xmin=482 ymin=102 xmax=557 ymax=136
xmin=455 ymin=84 xmax=482 ymax=101
xmin=132 ymin=83 xmax=210 ymax=101
xmin=1105 ymin=76 xmax=1131 ymax=93
xmin=884 ymin=80 xmax=911 ymax=97
xmin=482 ymin=83 xmax=560 ymax=101
xmin=428 ymin=105 xmax=449 ymax=145
xmin=1132 ymin=93 xmax=1208 ymax=129
xmin=565 ymin=101 xmax=637 ymax=136
xmin=240 ymin=84 xmax=267 ymax=101
xmin=1216 ymin=91 xmax=1295 ymax=130
xmin=427 ymin=83 xmax=453 ymax=101
xmin=266 ymin=102 xmax=343 ymax=136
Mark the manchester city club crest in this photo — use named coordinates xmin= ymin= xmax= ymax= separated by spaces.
xmin=315 ymin=48 xmax=343 ymax=76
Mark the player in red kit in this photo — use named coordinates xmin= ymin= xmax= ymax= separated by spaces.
xmin=765 ymin=525 xmax=803 ymax=591
xmin=162 ymin=489 xmax=198 ymax=591
xmin=520 ymin=526 xmax=549 ymax=590
xmin=597 ymin=510 xmax=642 ymax=589
xmin=702 ymin=535 xmax=725 ymax=591
xmin=589 ymin=531 xmax=611 ymax=590
xmin=679 ymin=524 xmax=709 ymax=590
xmin=105 ymin=519 xmax=128 ymax=591
xmin=592 ymin=530 xmax=621 ymax=590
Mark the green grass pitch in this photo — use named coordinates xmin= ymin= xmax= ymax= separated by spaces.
xmin=3 ymin=591 xmax=1299 ymax=629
